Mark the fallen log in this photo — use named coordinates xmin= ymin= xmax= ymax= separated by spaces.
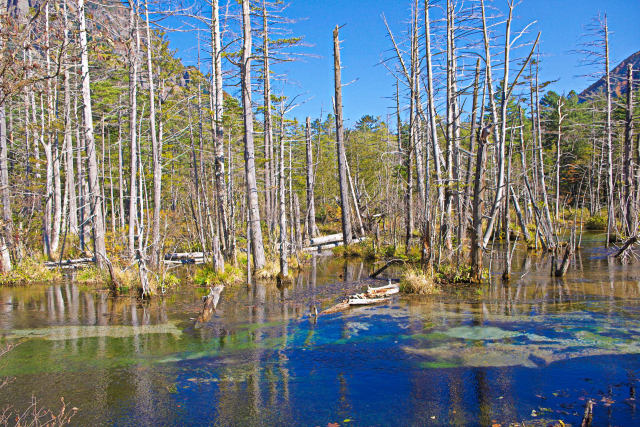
xmin=164 ymin=251 xmax=209 ymax=261
xmin=302 ymin=236 xmax=367 ymax=253
xmin=164 ymin=257 xmax=206 ymax=265
xmin=369 ymin=258 xmax=405 ymax=278
xmin=319 ymin=301 xmax=349 ymax=315
xmin=309 ymin=233 xmax=343 ymax=246
xmin=612 ymin=235 xmax=638 ymax=258
xmin=44 ymin=257 xmax=95 ymax=269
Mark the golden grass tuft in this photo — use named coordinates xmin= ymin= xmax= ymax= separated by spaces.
xmin=193 ymin=263 xmax=243 ymax=286
xmin=255 ymin=260 xmax=280 ymax=280
xmin=399 ymin=268 xmax=439 ymax=295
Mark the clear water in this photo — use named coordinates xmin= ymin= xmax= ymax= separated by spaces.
xmin=2 ymin=237 xmax=640 ymax=426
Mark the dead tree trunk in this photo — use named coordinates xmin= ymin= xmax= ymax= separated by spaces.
xmin=0 ymin=102 xmax=12 ymax=272
xmin=604 ymin=16 xmax=615 ymax=245
xmin=262 ymin=4 xmax=275 ymax=236
xmin=424 ymin=0 xmax=444 ymax=213
xmin=623 ymin=64 xmax=634 ymax=234
xmin=211 ymin=0 xmax=229 ymax=264
xmin=144 ymin=0 xmax=162 ymax=267
xmin=471 ymin=125 xmax=492 ymax=283
xmin=278 ymin=105 xmax=288 ymax=277
xmin=304 ymin=117 xmax=318 ymax=240
xmin=333 ymin=25 xmax=353 ymax=246
xmin=79 ymin=0 xmax=108 ymax=268
xmin=241 ymin=0 xmax=266 ymax=269
xmin=127 ymin=3 xmax=139 ymax=258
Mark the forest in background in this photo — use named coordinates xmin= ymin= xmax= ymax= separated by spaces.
xmin=0 ymin=0 xmax=638 ymax=294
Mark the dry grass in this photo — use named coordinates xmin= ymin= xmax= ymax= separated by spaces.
xmin=399 ymin=268 xmax=439 ymax=295
xmin=255 ymin=260 xmax=280 ymax=280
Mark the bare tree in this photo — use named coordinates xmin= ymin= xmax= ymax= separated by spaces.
xmin=333 ymin=25 xmax=353 ymax=246
xmin=241 ymin=0 xmax=266 ymax=269
xmin=78 ymin=0 xmax=108 ymax=268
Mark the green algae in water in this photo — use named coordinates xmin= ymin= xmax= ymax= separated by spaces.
xmin=442 ymin=326 xmax=521 ymax=340
xmin=1 ymin=323 xmax=183 ymax=341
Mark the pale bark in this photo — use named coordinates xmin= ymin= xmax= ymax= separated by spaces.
xmin=278 ymin=109 xmax=287 ymax=277
xmin=424 ymin=0 xmax=444 ymax=213
xmin=241 ymin=0 xmax=266 ymax=269
xmin=304 ymin=117 xmax=318 ymax=240
xmin=623 ymin=64 xmax=635 ymax=233
xmin=128 ymin=2 xmax=140 ymax=257
xmin=0 ymin=102 xmax=12 ymax=272
xmin=262 ymin=4 xmax=275 ymax=235
xmin=79 ymin=0 xmax=108 ymax=267
xmin=63 ymin=0 xmax=77 ymax=236
xmin=333 ymin=25 xmax=353 ymax=246
xmin=211 ymin=0 xmax=229 ymax=259
xmin=144 ymin=0 xmax=162 ymax=267
xmin=604 ymin=15 xmax=614 ymax=244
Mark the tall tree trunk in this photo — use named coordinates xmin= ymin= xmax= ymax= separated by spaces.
xmin=75 ymin=92 xmax=87 ymax=251
xmin=424 ymin=0 xmax=444 ymax=213
xmin=128 ymin=2 xmax=140 ymax=258
xmin=471 ymin=125 xmax=492 ymax=282
xmin=241 ymin=0 xmax=266 ymax=269
xmin=144 ymin=0 xmax=162 ymax=267
xmin=304 ymin=117 xmax=318 ymax=240
xmin=604 ymin=15 xmax=614 ymax=245
xmin=79 ymin=0 xmax=108 ymax=268
xmin=555 ymin=98 xmax=564 ymax=223
xmin=410 ymin=6 xmax=425 ymax=220
xmin=117 ymin=107 xmax=125 ymax=231
xmin=333 ymin=25 xmax=353 ymax=246
xmin=480 ymin=0 xmax=508 ymax=247
xmin=0 ymin=102 xmax=12 ymax=272
xmin=623 ymin=64 xmax=635 ymax=233
xmin=63 ymin=0 xmax=77 ymax=236
xmin=278 ymin=108 xmax=287 ymax=277
xmin=211 ymin=0 xmax=229 ymax=260
xmin=462 ymin=59 xmax=481 ymax=228
xmin=262 ymin=4 xmax=275 ymax=236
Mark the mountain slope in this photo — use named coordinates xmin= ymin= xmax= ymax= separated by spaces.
xmin=580 ymin=50 xmax=640 ymax=99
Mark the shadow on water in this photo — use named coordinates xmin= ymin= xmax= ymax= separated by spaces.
xmin=2 ymin=237 xmax=640 ymax=425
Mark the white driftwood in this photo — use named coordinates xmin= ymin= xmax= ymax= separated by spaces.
xmin=44 ymin=257 xmax=95 ymax=269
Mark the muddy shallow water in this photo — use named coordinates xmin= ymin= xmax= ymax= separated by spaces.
xmin=2 ymin=235 xmax=640 ymax=425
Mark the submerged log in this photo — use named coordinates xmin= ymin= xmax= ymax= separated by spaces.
xmin=195 ymin=284 xmax=225 ymax=327
xmin=581 ymin=399 xmax=594 ymax=427
xmin=369 ymin=258 xmax=405 ymax=278
xmin=553 ymin=244 xmax=573 ymax=278
xmin=319 ymin=300 xmax=349 ymax=315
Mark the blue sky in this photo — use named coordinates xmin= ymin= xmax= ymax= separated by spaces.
xmin=169 ymin=0 xmax=640 ymax=126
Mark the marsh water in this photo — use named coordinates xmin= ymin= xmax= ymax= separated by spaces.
xmin=2 ymin=235 xmax=640 ymax=425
